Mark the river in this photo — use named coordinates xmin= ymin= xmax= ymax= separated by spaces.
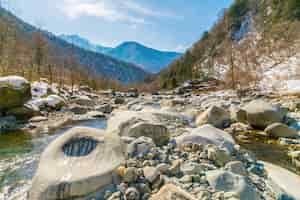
xmin=0 ymin=118 xmax=299 ymax=199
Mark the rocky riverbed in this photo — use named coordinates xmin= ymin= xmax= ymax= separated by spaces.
xmin=1 ymin=76 xmax=300 ymax=200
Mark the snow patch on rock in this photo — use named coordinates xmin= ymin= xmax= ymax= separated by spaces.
xmin=0 ymin=76 xmax=29 ymax=89
xmin=31 ymin=81 xmax=59 ymax=98
xmin=233 ymin=14 xmax=257 ymax=41
xmin=29 ymin=95 xmax=65 ymax=109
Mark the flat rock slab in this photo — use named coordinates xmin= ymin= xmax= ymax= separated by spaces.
xmin=262 ymin=161 xmax=300 ymax=200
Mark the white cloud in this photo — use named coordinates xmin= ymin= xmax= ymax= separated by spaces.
xmin=122 ymin=1 xmax=177 ymax=18
xmin=60 ymin=0 xmax=178 ymax=24
xmin=174 ymin=44 xmax=187 ymax=52
xmin=61 ymin=0 xmax=144 ymax=24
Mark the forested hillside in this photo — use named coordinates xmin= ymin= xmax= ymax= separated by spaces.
xmin=0 ymin=7 xmax=149 ymax=88
xmin=159 ymin=0 xmax=300 ymax=90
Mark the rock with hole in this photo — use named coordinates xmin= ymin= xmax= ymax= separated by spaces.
xmin=29 ymin=127 xmax=125 ymax=200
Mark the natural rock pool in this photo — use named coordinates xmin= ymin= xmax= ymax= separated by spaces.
xmin=0 ymin=119 xmax=106 ymax=200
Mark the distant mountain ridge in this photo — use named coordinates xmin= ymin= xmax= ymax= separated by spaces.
xmin=60 ymin=34 xmax=113 ymax=54
xmin=60 ymin=35 xmax=182 ymax=73
xmin=0 ymin=7 xmax=149 ymax=84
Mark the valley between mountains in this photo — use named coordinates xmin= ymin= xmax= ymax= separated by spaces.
xmin=1 ymin=0 xmax=300 ymax=200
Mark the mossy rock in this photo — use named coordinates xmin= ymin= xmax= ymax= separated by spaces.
xmin=6 ymin=104 xmax=40 ymax=120
xmin=0 ymin=76 xmax=31 ymax=111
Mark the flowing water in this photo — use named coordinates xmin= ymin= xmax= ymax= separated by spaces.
xmin=1 ymin=117 xmax=299 ymax=199
xmin=232 ymin=132 xmax=299 ymax=175
xmin=0 ymin=119 xmax=106 ymax=200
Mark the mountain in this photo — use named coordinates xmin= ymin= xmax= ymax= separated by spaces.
xmin=0 ymin=7 xmax=149 ymax=84
xmin=60 ymin=34 xmax=112 ymax=54
xmin=159 ymin=0 xmax=300 ymax=90
xmin=107 ymin=42 xmax=182 ymax=73
xmin=60 ymin=35 xmax=182 ymax=73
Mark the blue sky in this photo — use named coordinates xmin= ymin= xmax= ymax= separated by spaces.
xmin=6 ymin=0 xmax=233 ymax=52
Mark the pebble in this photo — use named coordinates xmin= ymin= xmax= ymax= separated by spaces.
xmin=123 ymin=167 xmax=138 ymax=183
xmin=125 ymin=187 xmax=140 ymax=200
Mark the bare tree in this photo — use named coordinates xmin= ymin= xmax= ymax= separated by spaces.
xmin=32 ymin=30 xmax=48 ymax=78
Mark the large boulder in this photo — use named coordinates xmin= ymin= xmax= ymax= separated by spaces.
xmin=31 ymin=81 xmax=57 ymax=98
xmin=264 ymin=123 xmax=299 ymax=138
xmin=127 ymin=137 xmax=155 ymax=158
xmin=0 ymin=76 xmax=31 ymax=111
xmin=67 ymin=104 xmax=89 ymax=115
xmin=107 ymin=111 xmax=170 ymax=145
xmin=70 ymin=95 xmax=94 ymax=106
xmin=44 ymin=95 xmax=66 ymax=109
xmin=176 ymin=124 xmax=235 ymax=153
xmin=127 ymin=88 xmax=139 ymax=98
xmin=150 ymin=184 xmax=197 ymax=200
xmin=6 ymin=103 xmax=40 ymax=120
xmin=225 ymin=161 xmax=247 ymax=176
xmin=196 ymin=105 xmax=230 ymax=128
xmin=29 ymin=95 xmax=66 ymax=110
xmin=241 ymin=100 xmax=285 ymax=129
xmin=95 ymin=104 xmax=113 ymax=114
xmin=230 ymin=105 xmax=248 ymax=123
xmin=142 ymin=107 xmax=190 ymax=128
xmin=206 ymin=170 xmax=258 ymax=200
xmin=114 ymin=97 xmax=125 ymax=105
xmin=29 ymin=127 xmax=125 ymax=200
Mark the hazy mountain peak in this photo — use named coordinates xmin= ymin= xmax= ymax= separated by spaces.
xmin=60 ymin=35 xmax=182 ymax=73
xmin=59 ymin=34 xmax=112 ymax=54
xmin=118 ymin=41 xmax=140 ymax=46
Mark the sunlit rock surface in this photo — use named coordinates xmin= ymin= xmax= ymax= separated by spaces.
xmin=107 ymin=110 xmax=170 ymax=145
xmin=29 ymin=127 xmax=125 ymax=200
xmin=242 ymin=100 xmax=285 ymax=129
xmin=206 ymin=170 xmax=259 ymax=200
xmin=176 ymin=124 xmax=235 ymax=153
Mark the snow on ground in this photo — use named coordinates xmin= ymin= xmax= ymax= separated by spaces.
xmin=0 ymin=76 xmax=29 ymax=89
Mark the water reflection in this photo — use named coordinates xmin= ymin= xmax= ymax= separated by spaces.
xmin=0 ymin=131 xmax=32 ymax=159
xmin=233 ymin=132 xmax=299 ymax=175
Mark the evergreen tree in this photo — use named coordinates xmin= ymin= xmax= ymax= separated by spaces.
xmin=287 ymin=0 xmax=300 ymax=20
xmin=228 ymin=0 xmax=249 ymax=30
